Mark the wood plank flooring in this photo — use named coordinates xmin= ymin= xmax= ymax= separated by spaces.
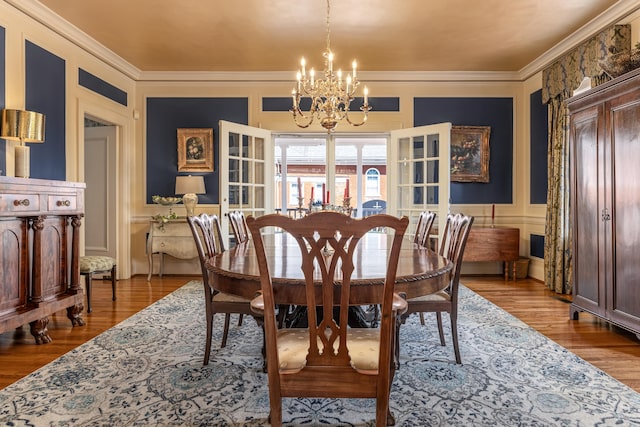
xmin=0 ymin=275 xmax=638 ymax=392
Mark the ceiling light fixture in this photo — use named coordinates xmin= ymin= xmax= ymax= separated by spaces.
xmin=291 ymin=0 xmax=371 ymax=133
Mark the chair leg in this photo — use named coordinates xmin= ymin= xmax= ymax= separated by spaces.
xmin=204 ymin=313 xmax=214 ymax=366
xmin=84 ymin=273 xmax=93 ymax=313
xmin=394 ymin=315 xmax=402 ymax=369
xmin=436 ymin=312 xmax=445 ymax=346
xmin=237 ymin=313 xmax=244 ymax=326
xmin=419 ymin=312 xmax=425 ymax=325
xmin=253 ymin=315 xmax=267 ymax=372
xmin=221 ymin=313 xmax=231 ymax=348
xmin=110 ymin=265 xmax=117 ymax=301
xmin=268 ymin=400 xmax=282 ymax=427
xmin=450 ymin=312 xmax=462 ymax=364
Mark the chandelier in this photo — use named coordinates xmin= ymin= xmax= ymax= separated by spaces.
xmin=291 ymin=0 xmax=371 ymax=132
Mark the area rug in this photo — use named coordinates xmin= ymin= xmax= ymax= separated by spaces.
xmin=1 ymin=281 xmax=639 ymax=426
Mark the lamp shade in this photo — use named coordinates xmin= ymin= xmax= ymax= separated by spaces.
xmin=0 ymin=109 xmax=45 ymax=143
xmin=175 ymin=175 xmax=205 ymax=195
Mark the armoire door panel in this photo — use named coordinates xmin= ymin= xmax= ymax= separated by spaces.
xmin=571 ymin=107 xmax=604 ymax=315
xmin=609 ymin=94 xmax=640 ymax=324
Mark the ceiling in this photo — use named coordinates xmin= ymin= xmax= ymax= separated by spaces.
xmin=30 ymin=0 xmax=630 ymax=74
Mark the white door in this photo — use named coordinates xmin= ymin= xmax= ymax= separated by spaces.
xmin=84 ymin=125 xmax=118 ymax=259
xmin=219 ymin=120 xmax=273 ymax=248
xmin=388 ymin=123 xmax=451 ymax=244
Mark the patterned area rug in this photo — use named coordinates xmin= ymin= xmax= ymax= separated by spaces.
xmin=1 ymin=281 xmax=639 ymax=426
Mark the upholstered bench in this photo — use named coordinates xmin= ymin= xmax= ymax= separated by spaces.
xmin=79 ymin=256 xmax=117 ymax=313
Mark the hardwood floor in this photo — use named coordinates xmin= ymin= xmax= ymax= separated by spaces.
xmin=0 ymin=275 xmax=639 ymax=392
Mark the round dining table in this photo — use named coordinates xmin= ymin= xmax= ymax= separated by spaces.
xmin=206 ymin=232 xmax=453 ymax=306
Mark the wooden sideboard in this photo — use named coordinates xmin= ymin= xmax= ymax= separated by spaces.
xmin=462 ymin=226 xmax=520 ymax=280
xmin=0 ymin=176 xmax=86 ymax=343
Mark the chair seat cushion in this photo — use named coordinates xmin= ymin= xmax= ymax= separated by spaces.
xmin=276 ymin=328 xmax=381 ymax=374
xmin=212 ymin=292 xmax=250 ymax=303
xmin=407 ymin=289 xmax=451 ymax=303
xmin=80 ymin=256 xmax=116 ymax=273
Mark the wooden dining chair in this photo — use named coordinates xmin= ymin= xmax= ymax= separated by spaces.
xmin=187 ymin=213 xmax=260 ymax=365
xmin=229 ymin=210 xmax=250 ymax=244
xmin=412 ymin=211 xmax=437 ymax=326
xmin=398 ymin=212 xmax=473 ymax=365
xmin=246 ymin=212 xmax=409 ymax=427
xmin=414 ymin=210 xmax=436 ymax=249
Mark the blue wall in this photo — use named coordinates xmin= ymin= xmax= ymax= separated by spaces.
xmin=530 ymin=89 xmax=548 ymax=204
xmin=262 ymin=97 xmax=400 ymax=112
xmin=414 ymin=97 xmax=514 ymax=204
xmin=146 ymin=97 xmax=248 ymax=204
xmin=26 ymin=41 xmax=66 ymax=181
xmin=530 ymin=233 xmax=545 ymax=259
xmin=79 ymin=69 xmax=128 ymax=106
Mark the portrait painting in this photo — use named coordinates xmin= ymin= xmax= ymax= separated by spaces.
xmin=177 ymin=128 xmax=214 ymax=172
xmin=450 ymin=125 xmax=490 ymax=182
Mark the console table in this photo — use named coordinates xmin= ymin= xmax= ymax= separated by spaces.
xmin=147 ymin=218 xmax=198 ymax=280
xmin=0 ymin=177 xmax=85 ymax=344
xmin=463 ymin=226 xmax=520 ymax=280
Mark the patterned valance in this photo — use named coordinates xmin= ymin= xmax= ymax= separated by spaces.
xmin=542 ymin=25 xmax=631 ymax=104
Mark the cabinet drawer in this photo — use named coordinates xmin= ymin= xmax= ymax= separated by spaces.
xmin=152 ymin=236 xmax=198 ymax=259
xmin=0 ymin=193 xmax=40 ymax=213
xmin=151 ymin=222 xmax=192 ymax=237
xmin=48 ymin=195 xmax=78 ymax=212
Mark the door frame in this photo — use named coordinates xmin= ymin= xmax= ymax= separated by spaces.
xmin=77 ymin=100 xmax=132 ymax=279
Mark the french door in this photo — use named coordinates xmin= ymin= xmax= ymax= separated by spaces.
xmin=220 ymin=120 xmax=450 ymax=245
xmin=219 ymin=120 xmax=273 ymax=248
xmin=388 ymin=123 xmax=451 ymax=244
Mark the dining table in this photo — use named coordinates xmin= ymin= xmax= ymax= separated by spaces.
xmin=206 ymin=232 xmax=453 ymax=310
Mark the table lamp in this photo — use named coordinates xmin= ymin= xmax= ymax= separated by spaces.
xmin=0 ymin=109 xmax=45 ymax=178
xmin=175 ymin=175 xmax=206 ymax=216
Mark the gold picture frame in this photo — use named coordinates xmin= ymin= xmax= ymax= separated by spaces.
xmin=177 ymin=128 xmax=214 ymax=172
xmin=450 ymin=125 xmax=490 ymax=182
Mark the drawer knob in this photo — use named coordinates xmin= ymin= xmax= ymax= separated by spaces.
xmin=13 ymin=199 xmax=30 ymax=207
xmin=57 ymin=200 xmax=71 ymax=207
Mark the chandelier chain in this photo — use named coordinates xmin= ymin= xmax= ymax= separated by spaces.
xmin=326 ymin=0 xmax=331 ymax=52
xmin=290 ymin=0 xmax=371 ymax=132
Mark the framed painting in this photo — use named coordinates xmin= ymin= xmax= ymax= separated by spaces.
xmin=450 ymin=125 xmax=490 ymax=182
xmin=177 ymin=128 xmax=214 ymax=172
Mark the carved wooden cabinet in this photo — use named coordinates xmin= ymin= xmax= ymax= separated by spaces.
xmin=0 ymin=176 xmax=85 ymax=343
xmin=568 ymin=68 xmax=640 ymax=337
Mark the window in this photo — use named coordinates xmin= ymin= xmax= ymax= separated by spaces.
xmin=366 ymin=168 xmax=380 ymax=196
xmin=289 ymin=181 xmax=301 ymax=205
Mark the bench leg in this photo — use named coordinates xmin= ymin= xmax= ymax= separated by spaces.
xmin=111 ymin=265 xmax=117 ymax=301
xmin=84 ymin=273 xmax=93 ymax=313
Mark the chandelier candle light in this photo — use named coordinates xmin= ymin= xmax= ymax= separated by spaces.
xmin=291 ymin=0 xmax=371 ymax=132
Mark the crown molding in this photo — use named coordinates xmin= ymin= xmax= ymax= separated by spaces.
xmin=518 ymin=0 xmax=640 ymax=80
xmin=5 ymin=0 xmax=142 ymax=80
xmin=137 ymin=70 xmax=522 ymax=83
